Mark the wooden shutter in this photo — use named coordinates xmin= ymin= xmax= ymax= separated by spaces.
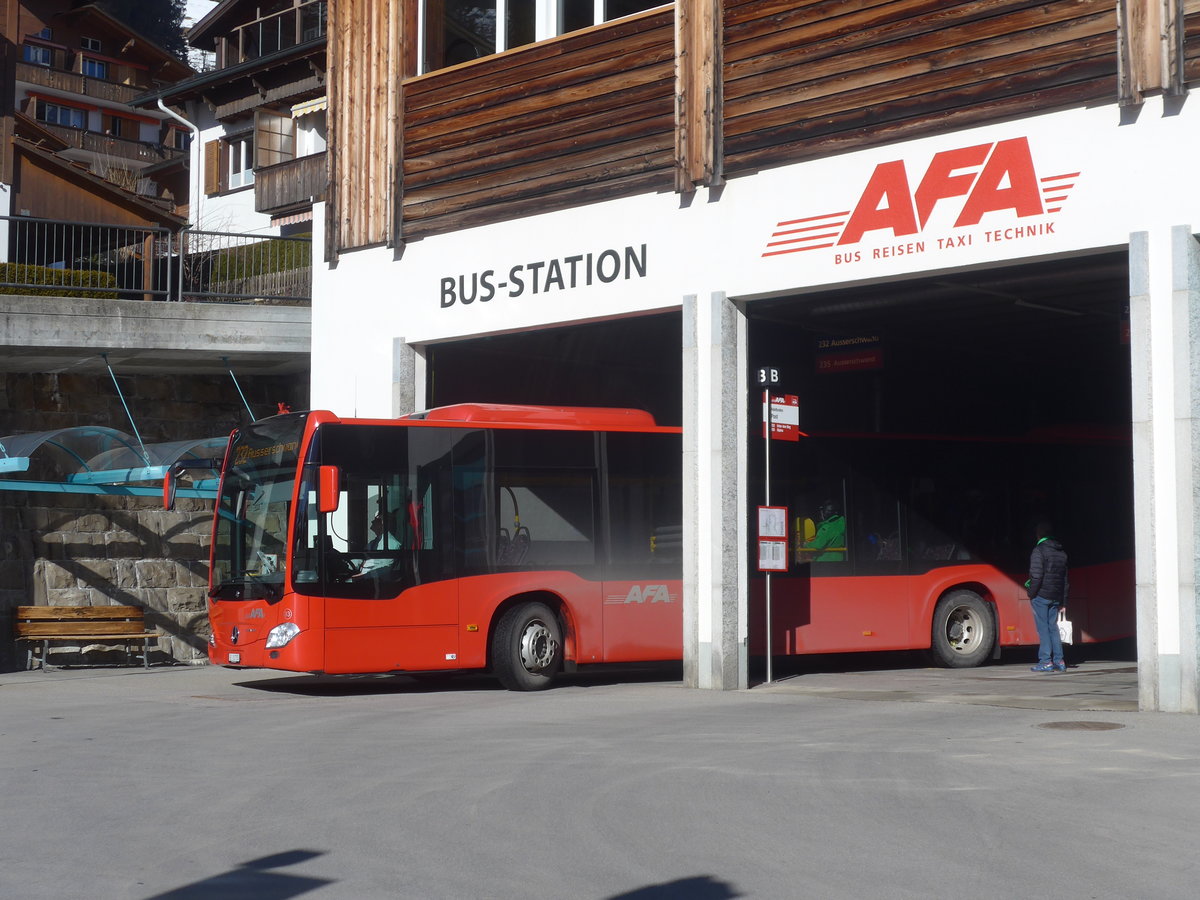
xmin=203 ymin=139 xmax=221 ymax=195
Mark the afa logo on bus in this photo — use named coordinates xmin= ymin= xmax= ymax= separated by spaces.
xmin=605 ymin=584 xmax=676 ymax=605
xmin=762 ymin=137 xmax=1080 ymax=260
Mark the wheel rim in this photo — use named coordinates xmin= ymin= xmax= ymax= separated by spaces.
xmin=945 ymin=605 xmax=980 ymax=654
xmin=518 ymin=618 xmax=558 ymax=673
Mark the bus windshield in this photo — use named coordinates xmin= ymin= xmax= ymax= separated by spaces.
xmin=212 ymin=413 xmax=307 ymax=600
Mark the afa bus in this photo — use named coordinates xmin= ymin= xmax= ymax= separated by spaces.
xmin=179 ymin=406 xmax=1133 ymax=691
xmin=184 ymin=405 xmax=684 ymax=690
xmin=757 ymin=429 xmax=1135 ymax=667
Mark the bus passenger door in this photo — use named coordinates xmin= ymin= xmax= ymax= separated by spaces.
xmin=311 ymin=425 xmax=461 ymax=673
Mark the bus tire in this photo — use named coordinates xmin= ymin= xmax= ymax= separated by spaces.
xmin=930 ymin=590 xmax=994 ymax=668
xmin=492 ymin=601 xmax=563 ymax=691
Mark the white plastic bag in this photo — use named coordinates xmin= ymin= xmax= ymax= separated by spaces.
xmin=1057 ymin=609 xmax=1073 ymax=645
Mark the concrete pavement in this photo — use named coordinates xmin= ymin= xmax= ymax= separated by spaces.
xmin=761 ymin=657 xmax=1139 ymax=712
xmin=0 ymin=656 xmax=1192 ymax=900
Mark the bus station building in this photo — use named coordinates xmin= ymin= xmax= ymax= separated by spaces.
xmin=311 ymin=1 xmax=1200 ymax=712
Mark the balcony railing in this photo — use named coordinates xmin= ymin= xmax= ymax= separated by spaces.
xmin=16 ymin=61 xmax=145 ymax=105
xmin=0 ymin=216 xmax=311 ymax=304
xmin=230 ymin=0 xmax=327 ymax=65
xmin=255 ymin=152 xmax=327 ymax=215
xmin=39 ymin=123 xmax=186 ymax=165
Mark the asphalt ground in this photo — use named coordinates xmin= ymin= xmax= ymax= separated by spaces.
xmin=2 ymin=651 xmax=1195 ymax=900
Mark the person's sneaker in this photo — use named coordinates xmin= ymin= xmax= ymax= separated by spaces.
xmin=1054 ymin=662 xmax=1067 ymax=672
xmin=1030 ymin=663 xmax=1056 ymax=673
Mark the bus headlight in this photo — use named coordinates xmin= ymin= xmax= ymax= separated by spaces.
xmin=265 ymin=622 xmax=301 ymax=648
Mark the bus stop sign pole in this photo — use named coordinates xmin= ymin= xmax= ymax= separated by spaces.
xmin=758 ymin=368 xmax=798 ymax=685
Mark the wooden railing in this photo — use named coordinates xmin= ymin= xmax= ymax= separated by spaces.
xmin=401 ymin=7 xmax=676 ymax=240
xmin=255 ymin=152 xmax=328 ymax=215
xmin=39 ymin=124 xmax=184 ymax=165
xmin=229 ymin=0 xmax=327 ymax=64
xmin=16 ymin=61 xmax=147 ymax=105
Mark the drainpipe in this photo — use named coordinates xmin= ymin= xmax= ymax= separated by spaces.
xmin=158 ymin=99 xmax=202 ymax=301
xmin=157 ymin=98 xmax=202 ymax=229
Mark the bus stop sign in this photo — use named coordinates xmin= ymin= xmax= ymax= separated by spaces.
xmin=763 ymin=393 xmax=800 ymax=441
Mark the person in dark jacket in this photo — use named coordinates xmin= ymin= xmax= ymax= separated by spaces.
xmin=1027 ymin=521 xmax=1069 ymax=672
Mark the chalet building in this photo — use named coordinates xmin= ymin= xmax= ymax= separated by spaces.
xmin=325 ymin=1 xmax=1199 ymax=711
xmin=0 ymin=3 xmax=314 ymax=671
xmin=0 ymin=0 xmax=195 ymax=226
xmin=134 ymin=0 xmax=328 ymax=236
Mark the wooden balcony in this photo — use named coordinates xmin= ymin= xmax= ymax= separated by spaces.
xmin=16 ymin=61 xmax=147 ymax=105
xmin=255 ymin=152 xmax=327 ymax=215
xmin=39 ymin=124 xmax=185 ymax=165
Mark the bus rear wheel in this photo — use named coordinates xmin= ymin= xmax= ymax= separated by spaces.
xmin=492 ymin=601 xmax=563 ymax=691
xmin=930 ymin=590 xmax=994 ymax=668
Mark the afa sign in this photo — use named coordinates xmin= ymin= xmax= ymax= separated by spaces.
xmin=762 ymin=137 xmax=1077 ymax=268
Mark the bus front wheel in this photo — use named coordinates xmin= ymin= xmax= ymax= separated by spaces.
xmin=492 ymin=601 xmax=563 ymax=691
xmin=930 ymin=590 xmax=995 ymax=668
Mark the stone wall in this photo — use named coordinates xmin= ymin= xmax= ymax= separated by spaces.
xmin=0 ymin=370 xmax=308 ymax=671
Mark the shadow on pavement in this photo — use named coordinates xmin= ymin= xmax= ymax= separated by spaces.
xmin=235 ymin=662 xmax=685 ymax=697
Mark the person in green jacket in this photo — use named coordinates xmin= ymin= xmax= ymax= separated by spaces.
xmin=802 ymin=500 xmax=846 ymax=562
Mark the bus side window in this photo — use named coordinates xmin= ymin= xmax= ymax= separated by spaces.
xmin=796 ymin=495 xmax=847 ymax=563
xmin=494 ymin=472 xmax=595 ymax=569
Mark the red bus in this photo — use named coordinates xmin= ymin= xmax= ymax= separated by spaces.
xmin=757 ymin=429 xmax=1135 ymax=666
xmin=193 ymin=405 xmax=683 ymax=690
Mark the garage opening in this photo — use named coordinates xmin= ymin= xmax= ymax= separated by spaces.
xmin=745 ymin=251 xmax=1135 ymax=671
xmin=424 ymin=313 xmax=683 ymax=427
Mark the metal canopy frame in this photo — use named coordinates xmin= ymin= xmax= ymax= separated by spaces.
xmin=0 ymin=426 xmax=222 ymax=499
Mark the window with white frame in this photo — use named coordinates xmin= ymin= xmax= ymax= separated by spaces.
xmin=22 ymin=43 xmax=52 ymax=65
xmin=35 ymin=99 xmax=86 ymax=128
xmin=228 ymin=133 xmax=255 ymax=188
xmin=420 ymin=0 xmax=665 ymax=73
xmin=81 ymin=36 xmax=102 ymax=52
xmin=81 ymin=57 xmax=108 ymax=79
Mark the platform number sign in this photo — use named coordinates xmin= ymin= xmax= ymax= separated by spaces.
xmin=757 ymin=367 xmax=780 ymax=386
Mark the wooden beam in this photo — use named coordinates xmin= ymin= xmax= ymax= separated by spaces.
xmin=1118 ymin=0 xmax=1184 ymax=106
xmin=675 ymin=0 xmax=723 ymax=192
xmin=328 ymin=0 xmax=404 ymax=255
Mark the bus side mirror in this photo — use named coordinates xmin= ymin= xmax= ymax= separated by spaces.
xmin=163 ymin=466 xmax=178 ymax=511
xmin=318 ymin=465 xmax=341 ymax=513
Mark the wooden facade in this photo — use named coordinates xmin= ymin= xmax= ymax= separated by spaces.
xmin=329 ymin=0 xmax=1200 ymax=255
xmin=327 ymin=0 xmax=402 ymax=254
xmin=402 ymin=9 xmax=676 ymax=241
xmin=723 ymin=0 xmax=1120 ymax=174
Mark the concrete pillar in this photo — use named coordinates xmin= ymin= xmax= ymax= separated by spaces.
xmin=682 ymin=291 xmax=748 ymax=690
xmin=1129 ymin=226 xmax=1200 ymax=713
xmin=391 ymin=338 xmax=425 ymax=416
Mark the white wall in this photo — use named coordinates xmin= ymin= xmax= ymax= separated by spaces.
xmin=188 ymin=112 xmax=276 ymax=235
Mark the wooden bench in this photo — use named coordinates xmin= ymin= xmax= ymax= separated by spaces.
xmin=15 ymin=605 xmax=158 ymax=670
